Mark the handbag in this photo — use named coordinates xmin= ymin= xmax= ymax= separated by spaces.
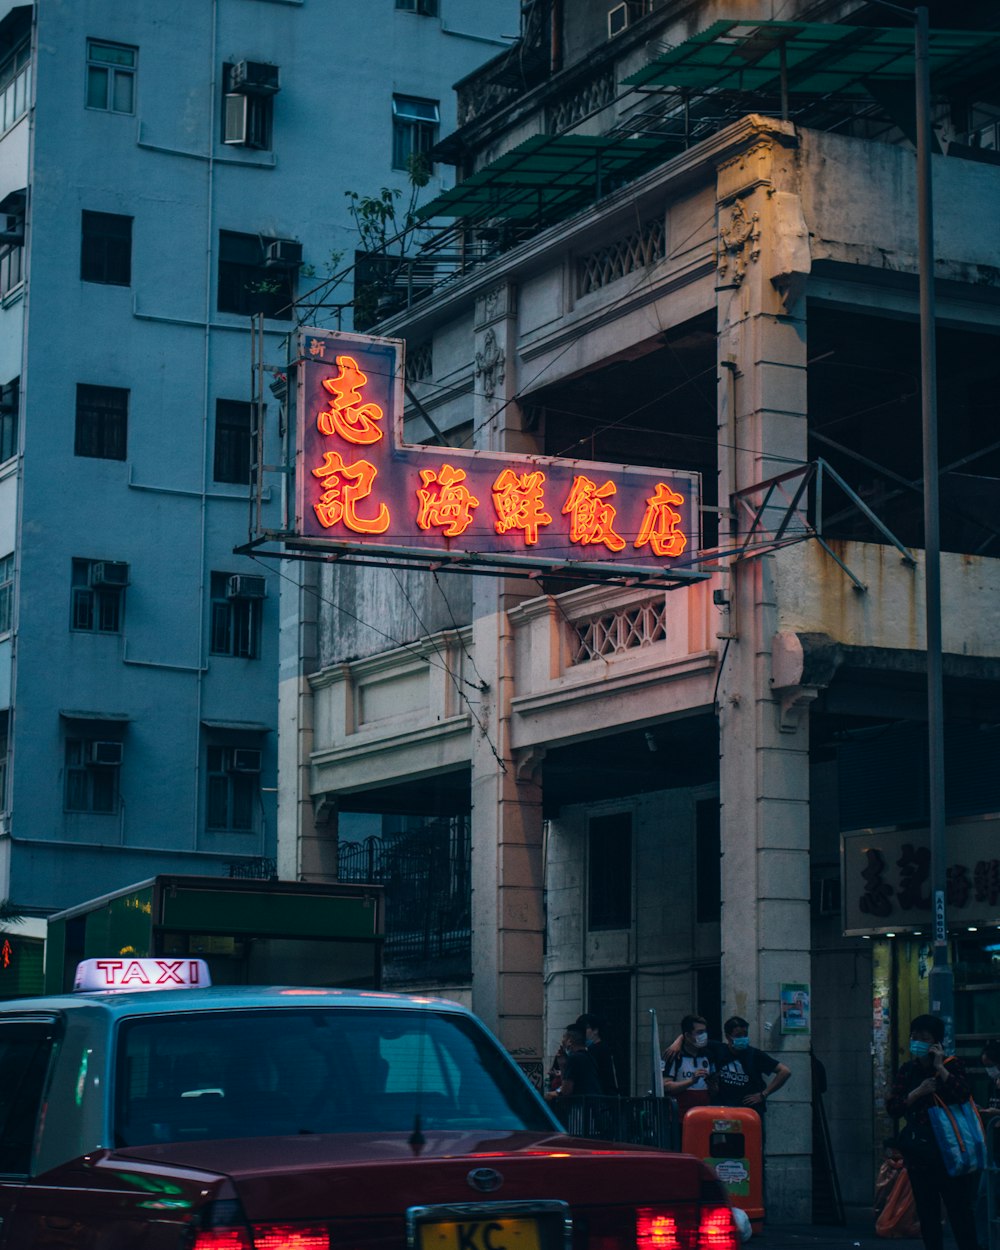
xmin=926 ymin=1094 xmax=987 ymax=1176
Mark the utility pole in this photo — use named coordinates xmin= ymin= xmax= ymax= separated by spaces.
xmin=913 ymin=4 xmax=953 ymax=1047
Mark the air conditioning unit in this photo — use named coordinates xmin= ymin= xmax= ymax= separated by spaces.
xmin=227 ymin=574 xmax=267 ymax=600
xmin=265 ymin=239 xmax=303 ymax=270
xmin=90 ymin=741 xmax=123 ymax=767
xmin=231 ymin=748 xmax=262 ymax=774
xmin=229 ymin=60 xmax=280 ymax=95
xmin=90 ymin=561 xmax=130 ymax=589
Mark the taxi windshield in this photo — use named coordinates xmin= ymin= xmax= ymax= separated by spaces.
xmin=114 ymin=1006 xmax=553 ymax=1146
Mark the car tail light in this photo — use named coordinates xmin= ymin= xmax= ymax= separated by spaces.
xmin=252 ymin=1227 xmax=330 ymax=1250
xmin=636 ymin=1208 xmax=682 ymax=1250
xmin=697 ymin=1207 xmax=737 ymax=1250
xmin=191 ymin=1233 xmax=253 ymax=1250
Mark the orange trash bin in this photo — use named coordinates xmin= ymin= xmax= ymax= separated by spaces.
xmin=681 ymin=1105 xmax=764 ymax=1231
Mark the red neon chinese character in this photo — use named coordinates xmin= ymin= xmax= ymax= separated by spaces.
xmin=635 ymin=483 xmax=687 ymax=557
xmin=562 ymin=475 xmax=626 ymax=553
xmin=1 ymin=939 xmax=11 ymax=969
xmin=416 ymin=463 xmax=480 ymax=537
xmin=317 ymin=355 xmax=385 ymax=445
xmin=492 ymin=468 xmax=552 ymax=546
xmin=312 ymin=450 xmax=390 ymax=535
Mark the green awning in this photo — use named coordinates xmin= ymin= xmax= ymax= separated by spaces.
xmin=416 ymin=132 xmax=678 ymax=223
xmin=624 ymin=20 xmax=1000 ymax=98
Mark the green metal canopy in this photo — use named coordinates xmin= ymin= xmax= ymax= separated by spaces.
xmin=623 ymin=20 xmax=1000 ymax=97
xmin=415 ymin=132 xmax=677 ymax=223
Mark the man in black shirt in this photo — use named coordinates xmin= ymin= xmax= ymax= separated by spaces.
xmin=713 ymin=1015 xmax=791 ymax=1122
xmin=576 ymin=1013 xmax=620 ymax=1096
xmin=545 ymin=1023 xmax=601 ymax=1103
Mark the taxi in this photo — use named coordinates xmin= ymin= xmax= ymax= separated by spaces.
xmin=0 ymin=958 xmax=737 ymax=1250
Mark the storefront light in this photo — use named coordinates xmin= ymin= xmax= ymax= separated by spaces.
xmin=886 ymin=932 xmax=896 ymax=938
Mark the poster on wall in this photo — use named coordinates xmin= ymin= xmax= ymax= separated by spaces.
xmin=779 ymin=983 xmax=811 ymax=1034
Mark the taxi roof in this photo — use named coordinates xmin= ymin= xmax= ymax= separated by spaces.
xmin=1 ymin=984 xmax=471 ymax=1020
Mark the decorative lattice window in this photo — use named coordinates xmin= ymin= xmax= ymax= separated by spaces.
xmin=546 ymin=70 xmax=616 ymax=134
xmin=577 ymin=219 xmax=665 ymax=296
xmin=406 ymin=340 xmax=432 ymax=383
xmin=572 ymin=599 xmax=667 ymax=664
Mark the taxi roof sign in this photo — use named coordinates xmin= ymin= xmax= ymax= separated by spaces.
xmin=74 ymin=957 xmax=212 ymax=992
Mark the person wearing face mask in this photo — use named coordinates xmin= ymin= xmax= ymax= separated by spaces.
xmin=662 ymin=1013 xmax=716 ymax=1113
xmin=713 ymin=1016 xmax=791 ymax=1131
xmin=885 ymin=1014 xmax=981 ymax=1250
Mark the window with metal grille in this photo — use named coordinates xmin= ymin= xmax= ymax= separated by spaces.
xmin=0 ymin=554 xmax=12 ymax=636
xmin=0 ymin=378 xmax=17 ymax=462
xmin=214 ymin=399 xmax=255 ymax=485
xmin=218 ymin=230 xmax=293 ymax=319
xmin=86 ymin=40 xmax=135 ymax=114
xmin=206 ymin=745 xmax=257 ymax=831
xmin=81 ymin=210 xmax=132 ymax=286
xmin=75 ymin=383 xmax=127 ymax=460
xmin=392 ymin=95 xmax=439 ymax=171
xmin=70 ymin=558 xmax=124 ymax=634
xmin=588 ymin=812 xmax=632 ymax=930
xmin=210 ymin=571 xmax=261 ymax=659
xmin=64 ymin=737 xmax=119 ymax=813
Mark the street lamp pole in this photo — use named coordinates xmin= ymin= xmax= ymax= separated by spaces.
xmin=913 ymin=4 xmax=953 ymax=1046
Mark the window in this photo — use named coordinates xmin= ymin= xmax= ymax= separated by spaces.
xmin=0 ymin=554 xmax=12 ymax=636
xmin=64 ymin=736 xmax=121 ymax=813
xmin=86 ymin=40 xmax=136 ymax=114
xmin=81 ymin=210 xmax=132 ymax=286
xmin=218 ymin=231 xmax=293 ymax=320
xmin=0 ymin=41 xmax=31 ymax=135
xmin=210 ymin=571 xmax=261 ymax=658
xmin=0 ymin=1020 xmax=56 ymax=1174
xmin=221 ymin=63 xmax=275 ymax=150
xmin=391 ymin=95 xmax=439 ymax=172
xmin=71 ymin=558 xmax=127 ymax=634
xmin=396 ymin=0 xmax=438 ymax=13
xmin=0 ymin=378 xmax=17 ymax=463
xmin=75 ymin=383 xmax=128 ymax=460
xmin=0 ymin=241 xmax=22 ymax=298
xmin=207 ymin=745 xmax=259 ymax=831
xmin=587 ymin=811 xmax=632 ymax=930
xmin=214 ymin=399 xmax=255 ymax=485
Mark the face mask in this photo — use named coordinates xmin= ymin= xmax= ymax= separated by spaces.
xmin=909 ymin=1039 xmax=930 ymax=1058
xmin=693 ymin=1032 xmax=708 ymax=1048
xmin=731 ymin=1036 xmax=750 ymax=1050
xmin=986 ymin=1066 xmax=1000 ymax=1081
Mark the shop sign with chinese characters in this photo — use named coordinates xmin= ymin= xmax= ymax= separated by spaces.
xmin=842 ymin=818 xmax=1000 ymax=936
xmin=294 ymin=330 xmax=701 ymax=573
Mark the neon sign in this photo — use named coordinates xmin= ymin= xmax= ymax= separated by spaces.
xmin=295 ymin=329 xmax=700 ymax=574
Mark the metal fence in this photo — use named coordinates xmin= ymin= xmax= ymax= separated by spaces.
xmin=554 ymin=1096 xmax=681 ymax=1152
xmin=337 ymin=819 xmax=471 ymax=967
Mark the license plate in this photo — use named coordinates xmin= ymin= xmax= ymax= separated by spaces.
xmin=418 ymin=1218 xmax=541 ymax=1250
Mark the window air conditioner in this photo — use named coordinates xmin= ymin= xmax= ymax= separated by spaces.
xmin=265 ymin=239 xmax=303 ymax=270
xmin=90 ymin=741 xmax=123 ymax=767
xmin=90 ymin=561 xmax=130 ymax=589
xmin=231 ymin=748 xmax=262 ymax=774
xmin=230 ymin=60 xmax=280 ymax=95
xmin=227 ymin=574 xmax=267 ymax=600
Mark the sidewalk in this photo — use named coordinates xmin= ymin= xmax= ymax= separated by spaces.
xmin=754 ymin=1208 xmax=923 ymax=1250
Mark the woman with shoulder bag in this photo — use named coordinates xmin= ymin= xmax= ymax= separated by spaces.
xmin=885 ymin=1014 xmax=982 ymax=1250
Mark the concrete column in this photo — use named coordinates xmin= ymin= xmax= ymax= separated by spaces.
xmin=714 ymin=123 xmax=813 ymax=1221
xmin=469 ymin=282 xmax=546 ymax=1079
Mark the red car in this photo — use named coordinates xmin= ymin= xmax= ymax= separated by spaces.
xmin=0 ymin=959 xmax=736 ymax=1250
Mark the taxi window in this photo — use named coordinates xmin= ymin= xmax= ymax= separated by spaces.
xmin=0 ymin=1020 xmax=58 ymax=1175
xmin=115 ymin=1007 xmax=551 ymax=1146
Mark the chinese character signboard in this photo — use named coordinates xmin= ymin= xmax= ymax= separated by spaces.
xmin=842 ymin=817 xmax=1000 ymax=936
xmin=295 ymin=329 xmax=701 ymax=577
